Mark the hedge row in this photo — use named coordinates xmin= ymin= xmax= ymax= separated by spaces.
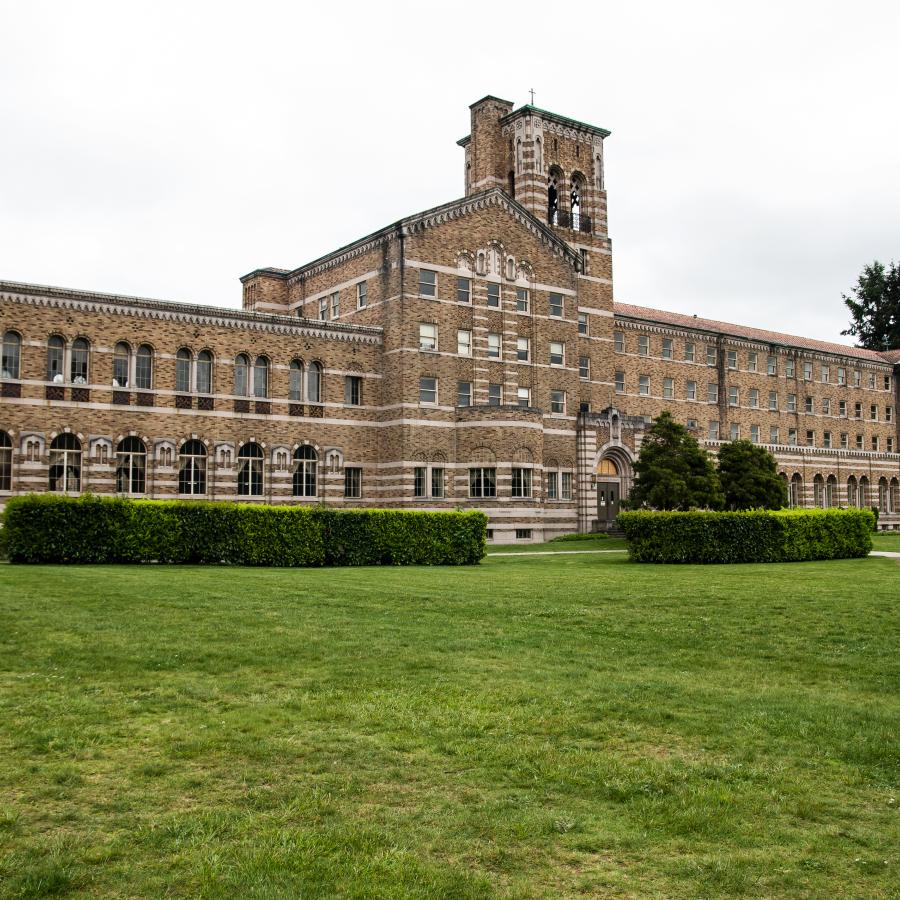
xmin=3 ymin=495 xmax=487 ymax=566
xmin=617 ymin=508 xmax=874 ymax=564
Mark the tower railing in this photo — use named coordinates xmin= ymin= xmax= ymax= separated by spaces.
xmin=548 ymin=208 xmax=592 ymax=233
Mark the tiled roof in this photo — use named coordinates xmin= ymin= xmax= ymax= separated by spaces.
xmin=613 ymin=302 xmax=898 ymax=365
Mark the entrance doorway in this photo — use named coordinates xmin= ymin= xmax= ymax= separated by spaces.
xmin=596 ymin=457 xmax=621 ymax=527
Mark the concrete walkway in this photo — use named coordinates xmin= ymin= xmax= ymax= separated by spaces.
xmin=489 ymin=549 xmax=900 ymax=559
xmin=869 ymin=551 xmax=900 ymax=558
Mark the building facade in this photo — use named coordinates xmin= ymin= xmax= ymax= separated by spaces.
xmin=2 ymin=95 xmax=899 ymax=537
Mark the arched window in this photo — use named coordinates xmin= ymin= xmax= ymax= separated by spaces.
xmin=178 ymin=439 xmax=207 ymax=495
xmin=234 ymin=354 xmax=250 ymax=397
xmin=196 ymin=350 xmax=213 ymax=394
xmin=790 ymin=473 xmax=803 ymax=508
xmin=571 ymin=173 xmax=585 ymax=230
xmin=113 ymin=342 xmax=131 ymax=387
xmin=307 ymin=362 xmax=322 ymax=403
xmin=289 ymin=359 xmax=304 ymax=402
xmin=0 ymin=430 xmax=11 ymax=491
xmin=515 ymin=138 xmax=523 ymax=174
xmin=859 ymin=476 xmax=870 ymax=507
xmin=237 ymin=442 xmax=264 ymax=496
xmin=878 ymin=478 xmax=889 ymax=512
xmin=890 ymin=478 xmax=899 ymax=514
xmin=47 ymin=335 xmax=65 ymax=382
xmin=547 ymin=168 xmax=562 ymax=225
xmin=508 ymin=170 xmax=515 ymax=199
xmin=847 ymin=476 xmax=858 ymax=507
xmin=292 ymin=445 xmax=318 ymax=497
xmin=813 ymin=474 xmax=824 ymax=508
xmin=135 ymin=344 xmax=153 ymax=390
xmin=176 ymin=348 xmax=192 ymax=393
xmin=116 ymin=436 xmax=146 ymax=494
xmin=49 ymin=433 xmax=81 ymax=492
xmin=594 ymin=153 xmax=603 ymax=190
xmin=826 ymin=475 xmax=837 ymax=508
xmin=534 ymin=137 xmax=543 ymax=173
xmin=253 ymin=356 xmax=269 ymax=398
xmin=2 ymin=331 xmax=21 ymax=379
xmin=70 ymin=338 xmax=89 ymax=384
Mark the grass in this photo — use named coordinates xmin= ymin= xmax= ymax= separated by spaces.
xmin=487 ymin=538 xmax=626 ymax=554
xmin=0 ymin=552 xmax=897 ymax=898
xmin=871 ymin=531 xmax=900 ymax=551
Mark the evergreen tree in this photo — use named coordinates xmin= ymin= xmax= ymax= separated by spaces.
xmin=716 ymin=440 xmax=787 ymax=510
xmin=629 ymin=412 xmax=724 ymax=510
xmin=841 ymin=260 xmax=900 ymax=351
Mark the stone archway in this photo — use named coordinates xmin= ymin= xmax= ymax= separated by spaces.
xmin=594 ymin=446 xmax=634 ymax=530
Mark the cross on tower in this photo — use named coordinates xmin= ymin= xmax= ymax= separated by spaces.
xmin=529 ymin=88 xmax=535 ymax=105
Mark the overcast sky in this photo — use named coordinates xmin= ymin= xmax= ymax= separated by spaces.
xmin=2 ymin=1 xmax=898 ymax=345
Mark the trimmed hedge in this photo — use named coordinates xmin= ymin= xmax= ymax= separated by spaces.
xmin=618 ymin=508 xmax=874 ymax=564
xmin=3 ymin=495 xmax=487 ymax=566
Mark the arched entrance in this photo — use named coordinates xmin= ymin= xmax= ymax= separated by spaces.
xmin=596 ymin=457 xmax=622 ymax=527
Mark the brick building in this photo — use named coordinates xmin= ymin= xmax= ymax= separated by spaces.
xmin=1 ymin=94 xmax=899 ymax=538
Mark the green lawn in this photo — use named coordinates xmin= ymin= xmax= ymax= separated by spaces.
xmin=0 ymin=553 xmax=897 ymax=898
xmin=487 ymin=537 xmax=626 ymax=554
xmin=872 ymin=531 xmax=900 ymax=552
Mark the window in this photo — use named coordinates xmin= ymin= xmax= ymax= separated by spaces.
xmin=638 ymin=335 xmax=649 ymax=357
xmin=887 ymin=406 xmax=894 ymax=423
xmin=889 ymin=437 xmax=895 ymax=453
xmin=457 ymin=277 xmax=471 ymax=303
xmin=749 ymin=388 xmax=759 ymax=408
xmin=487 ymin=283 xmax=500 ymax=308
xmin=727 ymin=349 xmax=737 ymax=369
xmin=511 ymin=467 xmax=532 ymax=498
xmin=288 ymin=360 xmax=304 ymax=402
xmin=549 ymin=293 xmax=563 ymax=317
xmin=730 ymin=423 xmax=740 ymax=440
xmin=1 ymin=332 xmax=20 ymax=379
xmin=550 ymin=390 xmax=565 ymax=414
xmin=785 ymin=357 xmax=795 ymax=378
xmin=708 ymin=420 xmax=719 ymax=440
xmin=748 ymin=352 xmax=758 ymax=372
xmin=0 ymin=431 xmax=11 ymax=491
xmin=839 ymin=399 xmax=847 ymax=416
xmin=233 ymin=353 xmax=249 ymax=396
xmin=840 ymin=433 xmax=849 ymax=449
xmin=330 ymin=292 xmax=339 ymax=319
xmin=414 ymin=466 xmax=445 ymax=499
xmin=47 ymin=335 xmax=65 ymax=382
xmin=819 ymin=365 xmax=829 ymax=383
xmin=516 ymin=337 xmax=530 ymax=361
xmin=561 ymin=472 xmax=572 ymax=500
xmin=804 ymin=396 xmax=813 ymax=414
xmin=707 ymin=345 xmax=717 ymax=366
xmin=803 ymin=361 xmax=812 ymax=380
xmin=469 ymin=467 xmax=496 ymax=498
xmin=837 ymin=367 xmax=846 ymax=385
xmin=663 ymin=378 xmax=674 ymax=400
xmin=856 ymin=434 xmax=863 ymax=449
xmin=115 ymin=436 xmax=146 ymax=494
xmin=662 ymin=338 xmax=672 ymax=359
xmin=885 ymin=375 xmax=892 ymax=391
xmin=253 ymin=356 xmax=269 ymax=398
xmin=707 ymin=382 xmax=718 ymax=403
xmin=686 ymin=380 xmax=697 ymax=400
xmin=806 ymin=430 xmax=815 ymax=447
xmin=419 ymin=269 xmax=436 ymax=297
xmin=822 ymin=398 xmax=830 ymax=415
xmin=113 ymin=342 xmax=130 ymax=387
xmin=344 ymin=375 xmax=362 ymax=406
xmin=788 ymin=428 xmax=798 ymax=446
xmin=414 ymin=467 xmax=426 ymax=498
xmin=615 ymin=371 xmax=625 ymax=393
xmin=787 ymin=393 xmax=796 ymax=412
xmin=855 ymin=401 xmax=862 ymax=418
xmin=549 ymin=342 xmax=564 ymax=366
xmin=768 ymin=355 xmax=778 ymax=376
xmin=177 ymin=348 xmax=193 ymax=393
xmin=237 ymin=443 xmax=264 ymax=496
xmin=546 ymin=471 xmax=558 ymax=500
xmin=579 ymin=356 xmax=590 ymax=380
xmin=872 ymin=436 xmax=879 ymax=451
xmin=516 ymin=288 xmax=530 ymax=313
xmin=292 ymin=446 xmax=317 ymax=497
xmin=770 ymin=426 xmax=779 ymax=444
xmin=728 ymin=386 xmax=738 ymax=406
xmin=870 ymin=404 xmax=878 ymax=421
xmin=750 ymin=424 xmax=760 ymax=443
xmin=419 ymin=322 xmax=437 ymax=351
xmin=419 ymin=377 xmax=437 ymax=404
xmin=769 ymin=391 xmax=778 ymax=411
xmin=517 ymin=387 xmax=530 ymax=407
xmin=487 ymin=332 xmax=501 ymax=358
xmin=488 ymin=383 xmax=502 ymax=406
xmin=639 ymin=375 xmax=650 ymax=396
xmin=49 ymin=433 xmax=81 ymax=492
xmin=71 ymin=338 xmax=89 ymax=383
xmin=578 ymin=313 xmax=588 ymax=335
xmin=823 ymin=431 xmax=832 ymax=449
xmin=457 ymin=381 xmax=472 ymax=407
xmin=869 ymin=373 xmax=876 ymax=389
xmin=307 ymin=362 xmax=322 ymax=403
xmin=684 ymin=342 xmax=695 ymax=362
xmin=344 ymin=467 xmax=362 ymax=498
xmin=457 ymin=329 xmax=472 ymax=356
xmin=515 ymin=529 xmax=532 ymax=540
xmin=356 ymin=281 xmax=367 ymax=309
xmin=319 ymin=296 xmax=328 ymax=320
xmin=853 ymin=370 xmax=861 ymax=387
xmin=431 ymin=467 xmax=444 ymax=498
xmin=178 ymin=440 xmax=207 ymax=495
xmin=135 ymin=344 xmax=153 ymax=390
xmin=614 ymin=331 xmax=624 ymax=353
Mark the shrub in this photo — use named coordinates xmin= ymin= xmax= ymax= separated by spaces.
xmin=549 ymin=532 xmax=608 ymax=542
xmin=618 ymin=508 xmax=874 ymax=564
xmin=3 ymin=495 xmax=487 ymax=566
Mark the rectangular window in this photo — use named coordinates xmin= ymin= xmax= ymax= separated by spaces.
xmin=869 ymin=373 xmax=876 ymax=389
xmin=662 ymin=338 xmax=673 ymax=359
xmin=749 ymin=388 xmax=759 ymax=408
xmin=888 ymin=437 xmax=894 ymax=453
xmin=511 ymin=468 xmax=532 ymax=498
xmin=549 ymin=342 xmax=564 ymax=366
xmin=487 ymin=332 xmax=501 ymax=358
xmin=837 ymin=367 xmax=846 ymax=385
xmin=419 ymin=377 xmax=437 ymax=404
xmin=768 ymin=355 xmax=778 ymax=376
xmin=686 ymin=380 xmax=697 ymax=400
xmin=516 ymin=337 xmax=530 ymax=361
xmin=515 ymin=528 xmax=532 ymax=540
xmin=684 ymin=342 xmax=695 ymax=362
xmin=728 ymin=386 xmax=738 ymax=406
xmin=806 ymin=430 xmax=815 ymax=447
xmin=457 ymin=380 xmax=472 ymax=407
xmin=549 ymin=293 xmax=563 ymax=317
xmin=517 ymin=387 xmax=530 ymax=407
xmin=727 ymin=349 xmax=737 ymax=369
xmin=787 ymin=393 xmax=797 ymax=412
xmin=823 ymin=431 xmax=832 ymax=448
xmin=488 ymin=383 xmax=502 ymax=406
xmin=803 ymin=361 xmax=812 ymax=380
xmin=707 ymin=382 xmax=718 ymax=403
xmin=356 ymin=281 xmax=367 ymax=309
xmin=419 ymin=269 xmax=436 ymax=296
xmin=707 ymin=345 xmax=717 ymax=366
xmin=887 ymin=406 xmax=894 ymax=422
xmin=708 ymin=420 xmax=719 ymax=440
xmin=821 ymin=365 xmax=830 ymax=383
xmin=769 ymin=391 xmax=778 ymax=411
xmin=579 ymin=356 xmax=590 ymax=380
xmin=805 ymin=396 xmax=813 ymax=413
xmin=615 ymin=371 xmax=625 ymax=393
xmin=840 ymin=432 xmax=848 ymax=449
xmin=344 ymin=375 xmax=362 ymax=406
xmin=638 ymin=335 xmax=649 ymax=357
xmin=550 ymin=390 xmax=565 ymax=414
xmin=457 ymin=277 xmax=471 ymax=303
xmin=872 ymin=435 xmax=879 ymax=451
xmin=561 ymin=472 xmax=572 ymax=500
xmin=486 ymin=283 xmax=500 ymax=308
xmin=839 ymin=399 xmax=847 ymax=416
xmin=614 ymin=331 xmax=624 ymax=353
xmin=431 ymin=468 xmax=444 ymax=498
xmin=822 ymin=398 xmax=831 ymax=415
xmin=344 ymin=467 xmax=361 ymax=499
xmin=870 ymin=404 xmax=878 ymax=421
xmin=786 ymin=357 xmax=795 ymax=378
xmin=419 ymin=322 xmax=437 ymax=351
xmin=855 ymin=401 xmax=862 ymax=418
xmin=457 ymin=329 xmax=472 ymax=356
xmin=853 ymin=370 xmax=861 ymax=387
xmin=748 ymin=352 xmax=758 ymax=372
xmin=319 ymin=296 xmax=328 ymax=321
xmin=663 ymin=377 xmax=674 ymax=400
xmin=639 ymin=375 xmax=650 ymax=396
xmin=516 ymin=288 xmax=530 ymax=313
xmin=578 ymin=312 xmax=588 ymax=335
xmin=885 ymin=375 xmax=892 ymax=391
xmin=856 ymin=434 xmax=863 ymax=449
xmin=788 ymin=428 xmax=798 ymax=446
xmin=730 ymin=423 xmax=740 ymax=440
xmin=769 ymin=426 xmax=779 ymax=444
xmin=750 ymin=424 xmax=760 ymax=443
xmin=546 ymin=471 xmax=558 ymax=500
xmin=414 ymin=467 xmax=426 ymax=498
xmin=469 ymin=467 xmax=496 ymax=498
xmin=330 ymin=292 xmax=340 ymax=319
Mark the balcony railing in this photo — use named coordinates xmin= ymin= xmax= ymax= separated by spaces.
xmin=548 ymin=208 xmax=592 ymax=234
